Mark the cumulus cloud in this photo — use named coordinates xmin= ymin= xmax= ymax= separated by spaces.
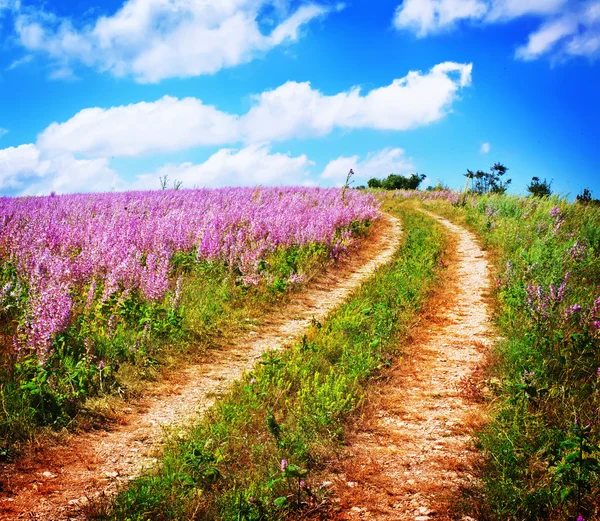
xmin=480 ymin=141 xmax=491 ymax=154
xmin=394 ymin=0 xmax=599 ymax=62
xmin=321 ymin=148 xmax=415 ymax=185
xmin=38 ymin=96 xmax=240 ymax=157
xmin=0 ymin=143 xmax=315 ymax=195
xmin=242 ymin=62 xmax=472 ymax=142
xmin=134 ymin=144 xmax=314 ymax=190
xmin=0 ymin=144 xmax=121 ymax=195
xmin=12 ymin=0 xmax=336 ymax=82
xmin=37 ymin=62 xmax=472 ymax=158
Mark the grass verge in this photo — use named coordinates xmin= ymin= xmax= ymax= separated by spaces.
xmin=93 ymin=203 xmax=445 ymax=521
xmin=410 ymin=192 xmax=600 ymax=521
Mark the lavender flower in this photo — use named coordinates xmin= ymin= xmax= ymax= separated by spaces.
xmin=2 ymin=188 xmax=378 ymax=355
xmin=550 ymin=206 xmax=562 ymax=218
xmin=526 ymin=272 xmax=572 ymax=320
xmin=564 ymin=304 xmax=583 ymax=318
xmin=567 ymin=240 xmax=588 ymax=261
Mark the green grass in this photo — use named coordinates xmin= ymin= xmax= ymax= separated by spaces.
xmin=418 ymin=193 xmax=600 ymax=521
xmin=94 ymin=202 xmax=445 ymax=521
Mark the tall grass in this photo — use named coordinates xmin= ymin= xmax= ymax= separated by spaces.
xmin=421 ymin=193 xmax=600 ymax=521
xmin=95 ymin=203 xmax=445 ymax=521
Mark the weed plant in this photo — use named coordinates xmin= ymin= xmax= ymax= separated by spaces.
xmin=96 ymin=204 xmax=445 ymax=521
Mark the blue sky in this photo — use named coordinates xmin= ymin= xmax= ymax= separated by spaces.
xmin=0 ymin=0 xmax=598 ymax=197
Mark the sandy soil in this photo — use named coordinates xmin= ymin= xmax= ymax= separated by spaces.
xmin=0 ymin=214 xmax=402 ymax=521
xmin=323 ymin=213 xmax=495 ymax=521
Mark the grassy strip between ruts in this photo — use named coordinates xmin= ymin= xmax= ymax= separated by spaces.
xmin=411 ymin=193 xmax=600 ymax=521
xmin=93 ymin=203 xmax=445 ymax=521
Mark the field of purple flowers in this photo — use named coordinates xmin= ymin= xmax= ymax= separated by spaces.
xmin=0 ymin=187 xmax=378 ymax=449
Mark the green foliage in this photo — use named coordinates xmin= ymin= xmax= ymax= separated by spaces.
xmin=577 ymin=188 xmax=600 ymax=207
xmin=368 ymin=173 xmax=426 ymax=191
xmin=424 ymin=193 xmax=600 ymax=520
xmin=426 ymin=181 xmax=450 ymax=191
xmin=526 ymin=177 xmax=553 ymax=198
xmin=465 ymin=163 xmax=512 ymax=195
xmin=97 ymin=205 xmax=445 ymax=521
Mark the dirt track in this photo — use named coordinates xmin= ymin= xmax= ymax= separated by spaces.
xmin=327 ymin=212 xmax=494 ymax=521
xmin=0 ymin=214 xmax=402 ymax=521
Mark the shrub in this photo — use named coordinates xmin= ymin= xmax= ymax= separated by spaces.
xmin=526 ymin=177 xmax=553 ymax=198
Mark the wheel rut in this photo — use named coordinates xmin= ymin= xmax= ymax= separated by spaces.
xmin=0 ymin=214 xmax=402 ymax=521
xmin=327 ymin=212 xmax=495 ymax=521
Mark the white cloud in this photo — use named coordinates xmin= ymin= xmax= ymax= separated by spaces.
xmin=393 ymin=0 xmax=487 ymax=36
xmin=0 ymin=127 xmax=7 ymax=137
xmin=480 ymin=141 xmax=491 ymax=154
xmin=516 ymin=3 xmax=600 ymax=61
xmin=134 ymin=144 xmax=314 ymax=189
xmin=0 ymin=144 xmax=42 ymax=190
xmin=393 ymin=0 xmax=600 ymax=62
xmin=37 ymin=62 xmax=473 ymax=158
xmin=243 ymin=62 xmax=472 ymax=142
xmin=515 ymin=16 xmax=578 ymax=59
xmin=0 ymin=143 xmax=314 ymax=195
xmin=394 ymin=0 xmax=568 ymax=35
xmin=13 ymin=0 xmax=335 ymax=82
xmin=5 ymin=54 xmax=34 ymax=71
xmin=321 ymin=148 xmax=415 ymax=185
xmin=487 ymin=0 xmax=568 ymax=21
xmin=38 ymin=96 xmax=240 ymax=157
xmin=0 ymin=144 xmax=121 ymax=194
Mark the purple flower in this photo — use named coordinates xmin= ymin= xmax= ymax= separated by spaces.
xmin=526 ymin=272 xmax=572 ymax=321
xmin=550 ymin=206 xmax=562 ymax=217
xmin=577 ymin=516 xmax=585 ymax=521
xmin=564 ymin=304 xmax=583 ymax=319
xmin=567 ymin=240 xmax=588 ymax=261
xmin=4 ymin=188 xmax=379 ymax=356
xmin=280 ymin=459 xmax=288 ymax=472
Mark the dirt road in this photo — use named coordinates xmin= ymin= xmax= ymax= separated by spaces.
xmin=327 ymin=212 xmax=494 ymax=521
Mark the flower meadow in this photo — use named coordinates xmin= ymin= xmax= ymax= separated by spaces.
xmin=0 ymin=187 xmax=378 ymax=446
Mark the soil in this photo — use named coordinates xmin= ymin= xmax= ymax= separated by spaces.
xmin=321 ymin=212 xmax=495 ymax=521
xmin=0 ymin=214 xmax=402 ymax=521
